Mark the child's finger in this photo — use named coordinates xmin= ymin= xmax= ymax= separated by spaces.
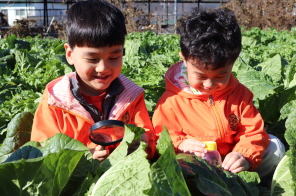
xmin=228 ymin=158 xmax=250 ymax=173
xmin=180 ymin=149 xmax=205 ymax=158
xmin=178 ymin=139 xmax=207 ymax=156
xmin=229 ymin=166 xmax=245 ymax=173
xmin=227 ymin=159 xmax=244 ymax=171
xmin=190 ymin=140 xmax=207 ymax=154
xmin=192 ymin=145 xmax=207 ymax=154
xmin=180 ymin=146 xmax=207 ymax=156
xmin=92 ymin=149 xmax=109 ymax=161
xmin=222 ymin=154 xmax=235 ymax=170
xmin=193 ymin=151 xmax=206 ymax=158
xmin=222 ymin=152 xmax=250 ymax=172
xmin=189 ymin=139 xmax=206 ymax=148
xmin=95 ymin=145 xmax=105 ymax=151
xmin=184 ymin=139 xmax=206 ymax=149
xmin=230 ymin=159 xmax=250 ymax=172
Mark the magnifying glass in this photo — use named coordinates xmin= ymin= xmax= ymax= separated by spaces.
xmin=89 ymin=120 xmax=125 ymax=146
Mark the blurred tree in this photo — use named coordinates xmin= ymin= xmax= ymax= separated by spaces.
xmin=108 ymin=0 xmax=153 ymax=33
xmin=222 ymin=0 xmax=296 ymax=30
xmin=0 ymin=12 xmax=8 ymax=27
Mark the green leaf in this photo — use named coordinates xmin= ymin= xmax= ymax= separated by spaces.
xmin=242 ymin=36 xmax=257 ymax=47
xmin=147 ymin=127 xmax=191 ymax=196
xmin=3 ymin=133 xmax=89 ymax=163
xmin=0 ymin=149 xmax=85 ymax=196
xmin=52 ymin=54 xmax=68 ymax=65
xmin=89 ymin=143 xmax=151 ymax=196
xmin=0 ymin=112 xmax=33 ymax=163
xmin=99 ymin=124 xmax=145 ymax=172
xmin=235 ymin=171 xmax=260 ymax=196
xmin=6 ymin=34 xmax=16 ymax=49
xmin=176 ymin=154 xmax=259 ymax=196
xmin=257 ymin=54 xmax=284 ymax=85
xmin=0 ymin=133 xmax=98 ymax=196
xmin=15 ymin=40 xmax=31 ymax=50
xmin=155 ymin=126 xmax=173 ymax=155
xmin=233 ymin=57 xmax=277 ymax=100
xmin=177 ymin=154 xmax=232 ymax=196
xmin=284 ymin=108 xmax=296 ymax=146
xmin=39 ymin=133 xmax=90 ymax=154
xmin=124 ymin=39 xmax=142 ymax=56
xmin=53 ymin=42 xmax=66 ymax=54
xmin=271 ymin=155 xmax=294 ymax=196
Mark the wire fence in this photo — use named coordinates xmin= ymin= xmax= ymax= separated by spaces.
xmin=0 ymin=0 xmax=228 ymax=37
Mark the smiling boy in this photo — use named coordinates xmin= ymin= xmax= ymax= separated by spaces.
xmin=31 ymin=0 xmax=155 ymax=161
xmin=63 ymin=45 xmax=123 ymax=96
xmin=152 ymin=7 xmax=285 ymax=184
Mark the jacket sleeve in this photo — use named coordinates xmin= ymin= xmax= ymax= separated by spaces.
xmin=30 ymin=93 xmax=62 ymax=143
xmin=232 ymin=94 xmax=270 ymax=171
xmin=152 ymin=94 xmax=186 ymax=151
xmin=128 ymin=93 xmax=156 ymax=159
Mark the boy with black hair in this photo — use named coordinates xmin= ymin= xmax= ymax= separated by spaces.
xmin=31 ymin=0 xmax=155 ymax=161
xmin=152 ymin=7 xmax=285 ymax=183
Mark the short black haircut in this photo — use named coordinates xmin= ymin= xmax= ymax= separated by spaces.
xmin=178 ymin=7 xmax=242 ymax=70
xmin=66 ymin=0 xmax=127 ymax=48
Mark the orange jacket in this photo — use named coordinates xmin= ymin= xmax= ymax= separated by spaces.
xmin=152 ymin=62 xmax=270 ymax=170
xmin=31 ymin=72 xmax=156 ymax=159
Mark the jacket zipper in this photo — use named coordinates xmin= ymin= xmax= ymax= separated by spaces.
xmin=209 ymin=95 xmax=224 ymax=141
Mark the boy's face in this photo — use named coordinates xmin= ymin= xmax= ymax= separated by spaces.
xmin=65 ymin=44 xmax=123 ymax=96
xmin=180 ymin=53 xmax=233 ymax=95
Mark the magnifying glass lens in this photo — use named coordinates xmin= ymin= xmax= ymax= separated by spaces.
xmin=90 ymin=125 xmax=124 ymax=142
xmin=89 ymin=120 xmax=125 ymax=146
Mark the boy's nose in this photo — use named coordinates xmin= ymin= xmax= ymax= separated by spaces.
xmin=95 ymin=61 xmax=109 ymax=72
xmin=203 ymin=79 xmax=215 ymax=88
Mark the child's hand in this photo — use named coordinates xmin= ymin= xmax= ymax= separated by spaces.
xmin=90 ymin=145 xmax=109 ymax=161
xmin=177 ymin=139 xmax=207 ymax=158
xmin=222 ymin=152 xmax=250 ymax=173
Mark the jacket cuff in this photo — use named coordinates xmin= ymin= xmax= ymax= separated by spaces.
xmin=244 ymin=156 xmax=261 ymax=171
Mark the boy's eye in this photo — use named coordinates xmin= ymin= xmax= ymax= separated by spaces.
xmin=216 ymin=75 xmax=227 ymax=79
xmin=87 ymin=59 xmax=96 ymax=62
xmin=110 ymin=56 xmax=121 ymax=61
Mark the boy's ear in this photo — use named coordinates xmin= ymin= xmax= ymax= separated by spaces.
xmin=179 ymin=52 xmax=187 ymax=67
xmin=179 ymin=52 xmax=185 ymax=61
xmin=64 ymin=43 xmax=74 ymax=65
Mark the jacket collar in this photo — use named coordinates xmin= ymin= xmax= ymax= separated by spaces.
xmin=70 ymin=73 xmax=124 ymax=122
xmin=47 ymin=72 xmax=144 ymax=122
xmin=70 ymin=73 xmax=124 ymax=102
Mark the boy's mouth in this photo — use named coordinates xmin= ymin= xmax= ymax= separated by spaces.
xmin=201 ymin=87 xmax=218 ymax=93
xmin=94 ymin=75 xmax=109 ymax=80
xmin=203 ymin=88 xmax=215 ymax=91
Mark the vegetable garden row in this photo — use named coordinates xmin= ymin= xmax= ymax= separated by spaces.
xmin=0 ymin=28 xmax=296 ymax=195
